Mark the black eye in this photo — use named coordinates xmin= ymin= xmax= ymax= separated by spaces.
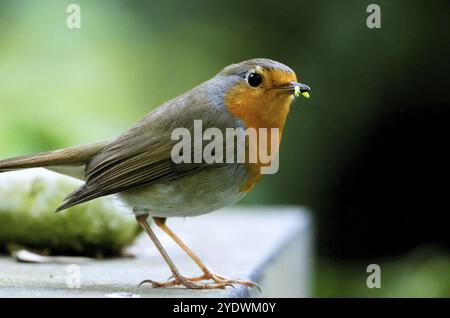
xmin=247 ymin=73 xmax=262 ymax=87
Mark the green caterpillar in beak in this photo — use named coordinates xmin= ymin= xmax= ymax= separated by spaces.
xmin=294 ymin=85 xmax=310 ymax=99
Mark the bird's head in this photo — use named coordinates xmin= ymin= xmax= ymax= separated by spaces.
xmin=218 ymin=58 xmax=310 ymax=131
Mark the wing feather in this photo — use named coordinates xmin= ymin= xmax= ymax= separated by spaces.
xmin=56 ymin=80 xmax=240 ymax=212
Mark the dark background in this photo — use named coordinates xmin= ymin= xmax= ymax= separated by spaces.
xmin=0 ymin=0 xmax=449 ymax=296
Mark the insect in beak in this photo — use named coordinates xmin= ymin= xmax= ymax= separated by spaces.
xmin=277 ymin=81 xmax=311 ymax=99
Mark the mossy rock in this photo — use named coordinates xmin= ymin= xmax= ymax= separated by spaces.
xmin=0 ymin=169 xmax=140 ymax=257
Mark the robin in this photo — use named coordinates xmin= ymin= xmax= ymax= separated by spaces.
xmin=0 ymin=58 xmax=310 ymax=290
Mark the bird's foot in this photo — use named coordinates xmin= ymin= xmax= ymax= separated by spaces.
xmin=138 ymin=274 xmax=232 ymax=290
xmin=167 ymin=270 xmax=261 ymax=292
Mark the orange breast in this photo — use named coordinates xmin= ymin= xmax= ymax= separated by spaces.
xmin=224 ymin=71 xmax=295 ymax=192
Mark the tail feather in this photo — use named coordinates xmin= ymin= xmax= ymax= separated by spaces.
xmin=0 ymin=142 xmax=107 ymax=175
xmin=55 ymin=186 xmax=89 ymax=212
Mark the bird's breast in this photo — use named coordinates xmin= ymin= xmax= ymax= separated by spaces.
xmin=224 ymin=84 xmax=292 ymax=192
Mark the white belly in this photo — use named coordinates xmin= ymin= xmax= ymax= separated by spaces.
xmin=118 ymin=164 xmax=248 ymax=217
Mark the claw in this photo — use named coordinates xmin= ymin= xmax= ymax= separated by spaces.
xmin=138 ymin=271 xmax=260 ymax=291
xmin=138 ymin=279 xmax=160 ymax=288
xmin=166 ymin=271 xmax=261 ymax=291
xmin=138 ymin=275 xmax=230 ymax=290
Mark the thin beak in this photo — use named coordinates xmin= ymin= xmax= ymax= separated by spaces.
xmin=278 ymin=81 xmax=311 ymax=99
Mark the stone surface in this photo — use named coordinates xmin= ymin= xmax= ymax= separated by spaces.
xmin=0 ymin=207 xmax=312 ymax=298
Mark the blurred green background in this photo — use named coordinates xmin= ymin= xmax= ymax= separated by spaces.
xmin=0 ymin=0 xmax=449 ymax=297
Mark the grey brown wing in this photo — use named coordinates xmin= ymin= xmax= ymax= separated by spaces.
xmin=56 ymin=81 xmax=241 ymax=212
xmin=56 ymin=137 xmax=204 ymax=212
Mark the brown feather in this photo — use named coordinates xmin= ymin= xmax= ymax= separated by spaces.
xmin=0 ymin=142 xmax=107 ymax=173
xmin=56 ymin=77 xmax=240 ymax=212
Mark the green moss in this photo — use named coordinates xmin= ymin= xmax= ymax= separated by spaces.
xmin=0 ymin=174 xmax=140 ymax=257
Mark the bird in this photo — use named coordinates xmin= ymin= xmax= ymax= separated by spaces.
xmin=0 ymin=58 xmax=310 ymax=290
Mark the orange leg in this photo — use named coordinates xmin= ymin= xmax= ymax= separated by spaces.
xmin=135 ymin=214 xmax=230 ymax=290
xmin=153 ymin=217 xmax=260 ymax=291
